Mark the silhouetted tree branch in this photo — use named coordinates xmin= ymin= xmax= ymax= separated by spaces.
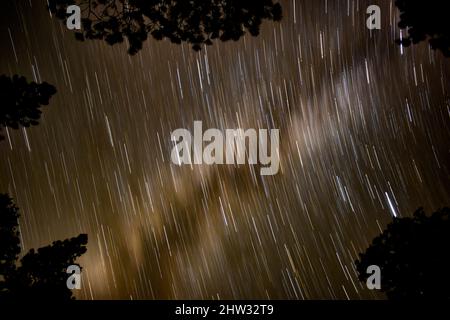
xmin=356 ymin=207 xmax=450 ymax=299
xmin=48 ymin=0 xmax=283 ymax=54
xmin=396 ymin=0 xmax=450 ymax=57
xmin=0 ymin=75 xmax=56 ymax=141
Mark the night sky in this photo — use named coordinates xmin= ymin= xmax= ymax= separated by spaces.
xmin=0 ymin=0 xmax=449 ymax=299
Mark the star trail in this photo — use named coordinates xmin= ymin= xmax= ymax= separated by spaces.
xmin=0 ymin=0 xmax=449 ymax=300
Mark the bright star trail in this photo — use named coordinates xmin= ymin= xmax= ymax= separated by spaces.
xmin=0 ymin=0 xmax=448 ymax=299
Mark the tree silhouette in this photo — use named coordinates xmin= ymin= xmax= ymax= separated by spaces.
xmin=395 ymin=0 xmax=450 ymax=57
xmin=0 ymin=75 xmax=56 ymax=141
xmin=356 ymin=207 xmax=450 ymax=299
xmin=0 ymin=194 xmax=21 ymax=290
xmin=0 ymin=193 xmax=87 ymax=300
xmin=48 ymin=0 xmax=283 ymax=54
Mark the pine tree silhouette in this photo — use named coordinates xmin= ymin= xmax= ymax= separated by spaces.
xmin=48 ymin=0 xmax=283 ymax=54
xmin=0 ymin=194 xmax=87 ymax=300
xmin=356 ymin=207 xmax=450 ymax=299
xmin=0 ymin=75 xmax=56 ymax=141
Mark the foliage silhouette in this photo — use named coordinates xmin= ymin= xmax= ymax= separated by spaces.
xmin=395 ymin=0 xmax=450 ymax=57
xmin=48 ymin=0 xmax=283 ymax=54
xmin=0 ymin=194 xmax=21 ymax=288
xmin=356 ymin=207 xmax=450 ymax=299
xmin=0 ymin=75 xmax=56 ymax=141
xmin=0 ymin=193 xmax=87 ymax=300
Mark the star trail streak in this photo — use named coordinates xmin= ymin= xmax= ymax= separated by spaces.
xmin=0 ymin=0 xmax=449 ymax=299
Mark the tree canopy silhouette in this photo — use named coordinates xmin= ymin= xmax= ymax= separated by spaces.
xmin=356 ymin=207 xmax=450 ymax=299
xmin=395 ymin=0 xmax=450 ymax=57
xmin=48 ymin=0 xmax=283 ymax=54
xmin=0 ymin=75 xmax=56 ymax=141
xmin=0 ymin=193 xmax=87 ymax=300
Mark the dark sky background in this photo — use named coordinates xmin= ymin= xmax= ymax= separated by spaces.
xmin=0 ymin=0 xmax=449 ymax=299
